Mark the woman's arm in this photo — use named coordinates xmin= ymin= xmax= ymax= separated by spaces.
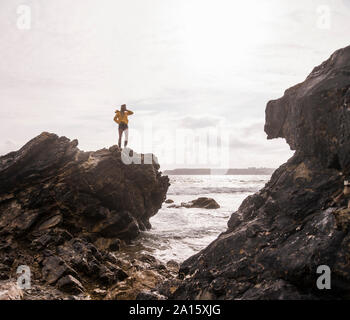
xmin=127 ymin=110 xmax=134 ymax=115
xmin=114 ymin=112 xmax=121 ymax=124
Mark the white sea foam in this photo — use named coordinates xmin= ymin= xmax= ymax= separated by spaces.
xmin=128 ymin=175 xmax=270 ymax=263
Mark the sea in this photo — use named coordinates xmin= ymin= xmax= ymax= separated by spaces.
xmin=124 ymin=175 xmax=271 ymax=263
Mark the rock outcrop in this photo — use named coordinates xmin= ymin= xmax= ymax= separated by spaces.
xmin=170 ymin=46 xmax=350 ymax=300
xmin=0 ymin=132 xmax=170 ymax=298
xmin=182 ymin=197 xmax=220 ymax=209
xmin=168 ymin=197 xmax=220 ymax=209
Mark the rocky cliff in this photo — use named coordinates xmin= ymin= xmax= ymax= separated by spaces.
xmin=0 ymin=132 xmax=170 ymax=298
xmin=170 ymin=45 xmax=350 ymax=300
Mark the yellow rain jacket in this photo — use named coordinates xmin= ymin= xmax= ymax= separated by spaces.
xmin=114 ymin=110 xmax=133 ymax=124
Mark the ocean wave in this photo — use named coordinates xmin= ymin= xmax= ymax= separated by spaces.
xmin=167 ymin=186 xmax=259 ymax=195
xmin=141 ymin=227 xmax=223 ymax=242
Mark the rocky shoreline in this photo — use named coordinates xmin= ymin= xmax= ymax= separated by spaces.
xmin=2 ymin=45 xmax=350 ymax=300
xmin=0 ymin=251 xmax=180 ymax=300
xmin=168 ymin=45 xmax=350 ymax=300
xmin=0 ymin=132 xmax=172 ymax=299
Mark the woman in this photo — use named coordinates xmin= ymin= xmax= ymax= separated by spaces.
xmin=114 ymin=104 xmax=134 ymax=148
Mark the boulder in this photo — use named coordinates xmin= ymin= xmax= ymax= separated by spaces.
xmin=181 ymin=197 xmax=220 ymax=209
xmin=166 ymin=260 xmax=180 ymax=273
xmin=42 ymin=255 xmax=75 ymax=285
xmin=57 ymin=275 xmax=85 ymax=295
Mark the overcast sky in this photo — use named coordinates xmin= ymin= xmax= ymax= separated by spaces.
xmin=1 ymin=0 xmax=350 ymax=169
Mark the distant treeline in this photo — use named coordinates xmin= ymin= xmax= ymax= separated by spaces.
xmin=163 ymin=168 xmax=276 ymax=175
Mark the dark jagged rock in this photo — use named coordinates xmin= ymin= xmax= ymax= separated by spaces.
xmin=0 ymin=132 xmax=169 ymax=298
xmin=136 ymin=291 xmax=167 ymax=300
xmin=170 ymin=45 xmax=350 ymax=300
xmin=182 ymin=197 xmax=220 ymax=209
xmin=0 ymin=132 xmax=169 ymax=240
xmin=265 ymin=46 xmax=350 ymax=171
xmin=57 ymin=275 xmax=85 ymax=295
xmin=104 ymin=251 xmax=180 ymax=300
xmin=168 ymin=197 xmax=220 ymax=209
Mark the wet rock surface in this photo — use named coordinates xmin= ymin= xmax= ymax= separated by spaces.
xmin=0 ymin=133 xmax=170 ymax=299
xmin=104 ymin=252 xmax=180 ymax=300
xmin=169 ymin=46 xmax=350 ymax=300
xmin=168 ymin=197 xmax=220 ymax=209
xmin=0 ymin=281 xmax=23 ymax=300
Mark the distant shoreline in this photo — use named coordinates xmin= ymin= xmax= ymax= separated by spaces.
xmin=163 ymin=168 xmax=275 ymax=175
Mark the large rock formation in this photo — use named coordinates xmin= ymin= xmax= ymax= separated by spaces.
xmin=170 ymin=45 xmax=350 ymax=300
xmin=0 ymin=132 xmax=169 ymax=298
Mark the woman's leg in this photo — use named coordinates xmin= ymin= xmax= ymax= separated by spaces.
xmin=124 ymin=129 xmax=129 ymax=147
xmin=118 ymin=127 xmax=123 ymax=148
